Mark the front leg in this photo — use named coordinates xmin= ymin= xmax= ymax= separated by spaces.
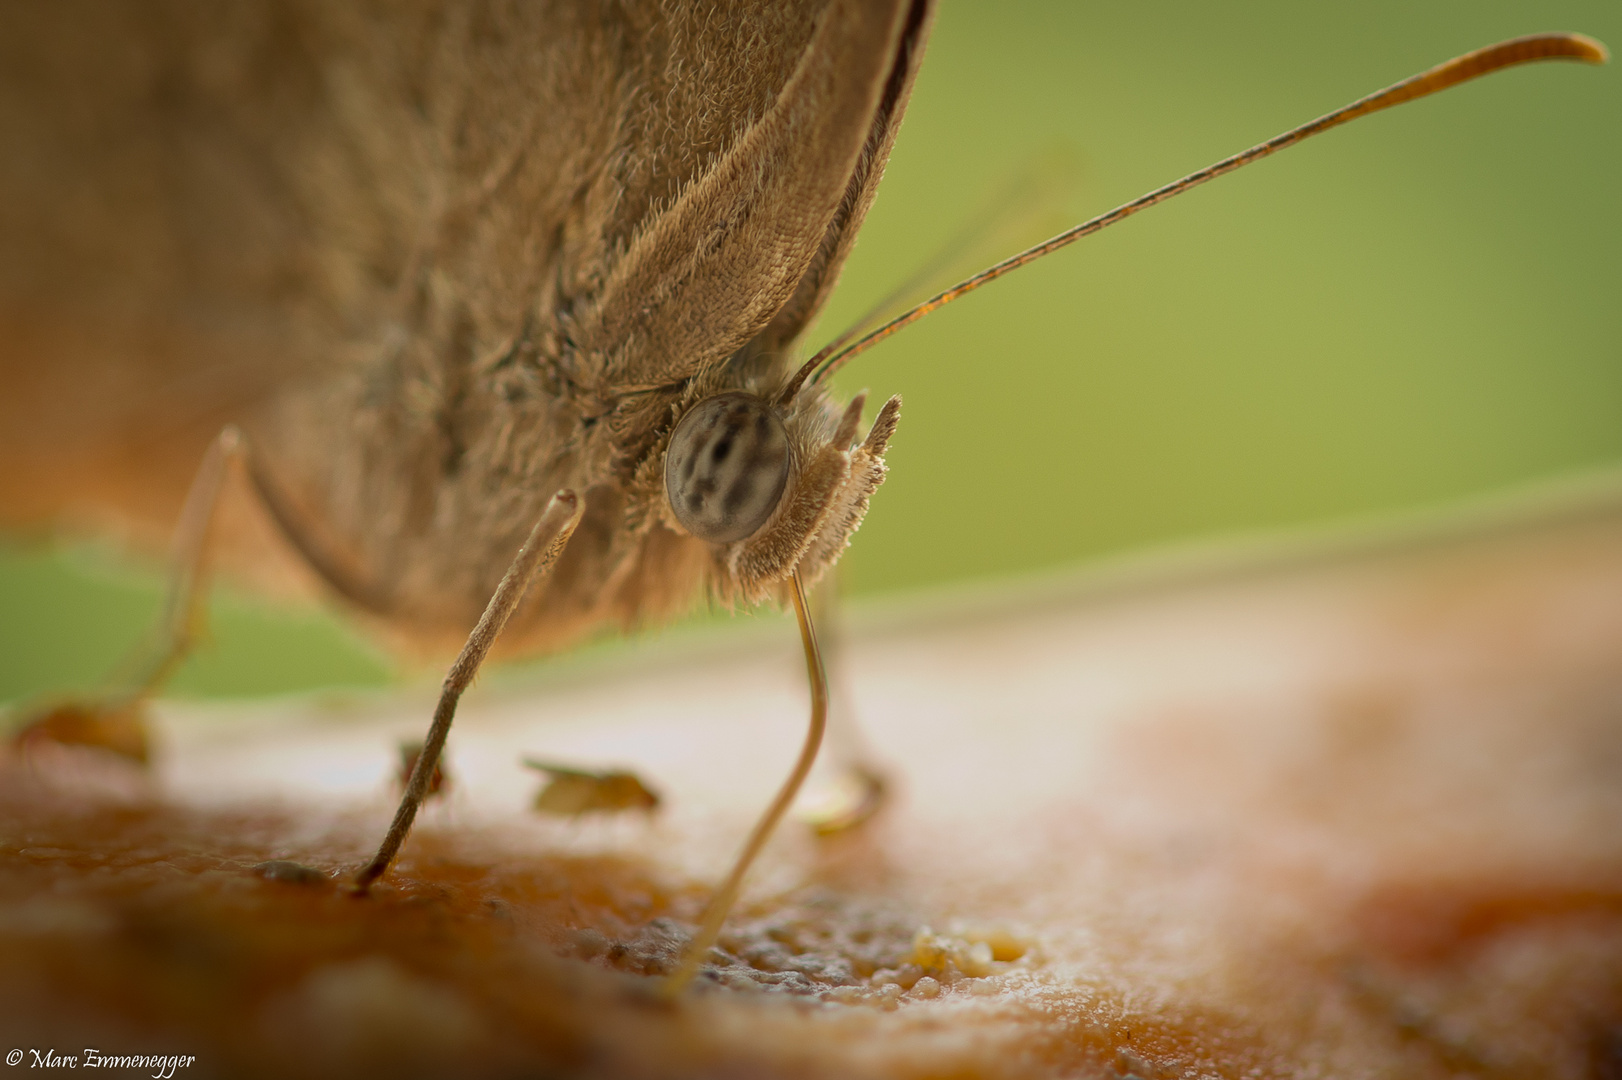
xmin=355 ymin=490 xmax=583 ymax=891
xmin=663 ymin=566 xmax=829 ymax=996
xmin=799 ymin=568 xmax=889 ymax=837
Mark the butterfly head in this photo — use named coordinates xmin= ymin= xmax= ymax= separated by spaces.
xmin=659 ymin=384 xmax=899 ymax=604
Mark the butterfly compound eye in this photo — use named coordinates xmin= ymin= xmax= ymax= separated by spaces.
xmin=665 ymin=393 xmax=791 ymax=544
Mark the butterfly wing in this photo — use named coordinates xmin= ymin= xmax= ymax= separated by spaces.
xmin=577 ymin=0 xmax=935 ymax=390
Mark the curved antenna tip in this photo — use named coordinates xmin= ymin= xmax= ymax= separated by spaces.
xmin=1549 ymin=32 xmax=1609 ymax=64
xmin=1575 ymin=33 xmax=1609 ymax=64
xmin=1507 ymin=31 xmax=1608 ymax=65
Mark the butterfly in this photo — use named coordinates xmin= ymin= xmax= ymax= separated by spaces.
xmin=0 ymin=0 xmax=1605 ymax=993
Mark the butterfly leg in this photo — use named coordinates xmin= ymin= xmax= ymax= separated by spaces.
xmin=663 ymin=567 xmax=829 ymax=996
xmin=9 ymin=426 xmax=242 ymax=764
xmin=354 ymin=490 xmax=583 ymax=892
xmin=797 ymin=570 xmax=888 ymax=836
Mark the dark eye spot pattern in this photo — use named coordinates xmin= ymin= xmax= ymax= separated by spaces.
xmin=665 ymin=393 xmax=790 ymax=543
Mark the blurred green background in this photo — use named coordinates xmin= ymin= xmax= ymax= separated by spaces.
xmin=2 ymin=0 xmax=1618 ymax=703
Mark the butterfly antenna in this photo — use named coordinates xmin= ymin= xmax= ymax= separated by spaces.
xmin=781 ymin=32 xmax=1606 ymax=399
xmin=786 ymin=155 xmax=1080 ymax=403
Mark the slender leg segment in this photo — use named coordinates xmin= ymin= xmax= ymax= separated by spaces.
xmin=355 ymin=490 xmax=583 ymax=891
xmin=663 ymin=567 xmax=829 ymax=997
xmin=799 ymin=571 xmax=888 ymax=837
xmin=120 ymin=426 xmax=243 ymax=699
xmin=10 ymin=426 xmax=242 ymax=763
